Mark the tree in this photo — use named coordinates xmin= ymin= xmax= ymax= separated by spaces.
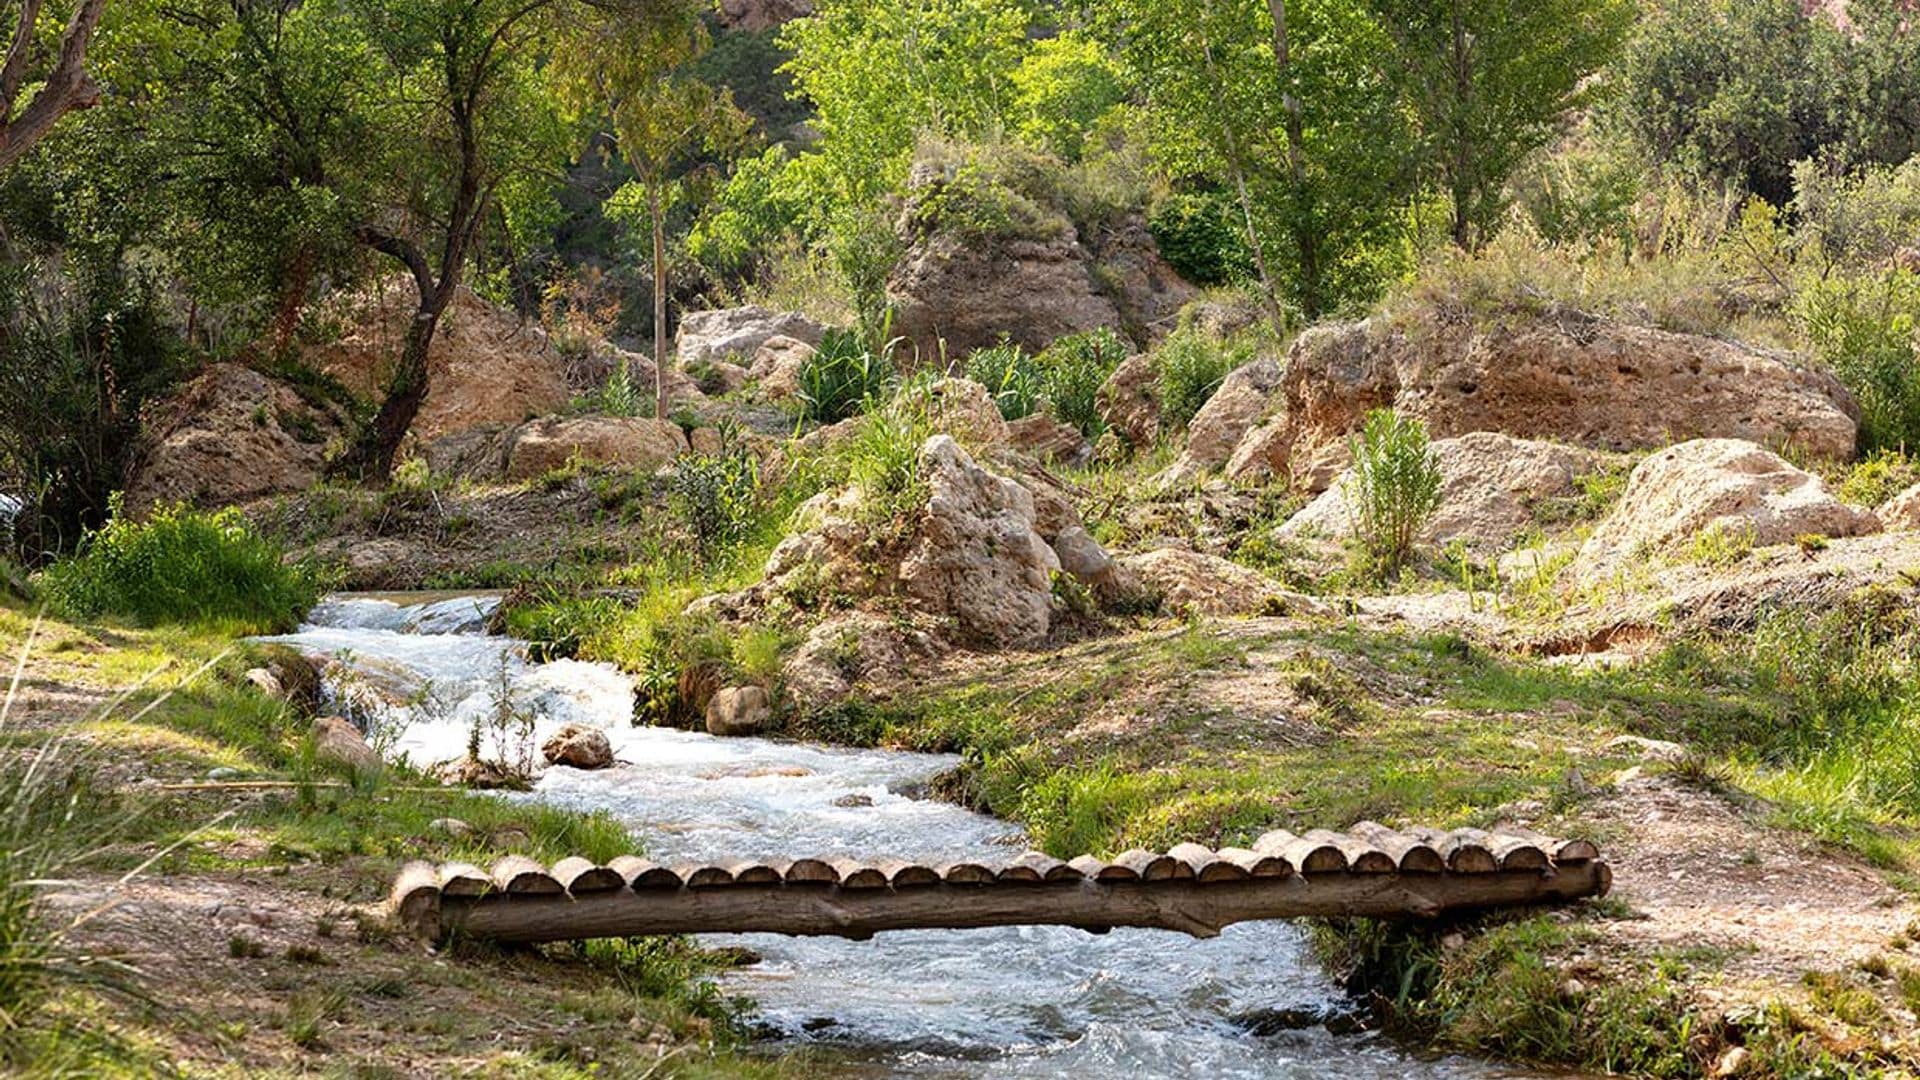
xmin=1366 ymin=0 xmax=1634 ymax=249
xmin=554 ymin=3 xmax=750 ymax=419
xmin=0 ymin=0 xmax=107 ymax=170
xmin=1101 ymin=0 xmax=1412 ymax=320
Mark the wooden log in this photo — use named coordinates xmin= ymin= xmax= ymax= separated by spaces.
xmin=1083 ymin=858 xmax=1142 ymax=883
xmin=941 ymin=861 xmax=996 ymax=885
xmin=1256 ymin=830 xmax=1347 ymax=875
xmin=1499 ymin=826 xmax=1600 ymax=864
xmin=683 ymin=865 xmax=736 ymax=889
xmin=1304 ymin=830 xmax=1395 ymax=873
xmin=728 ymin=861 xmax=784 ymax=886
xmin=1486 ymin=833 xmax=1550 ymax=872
xmin=492 ymin=856 xmax=564 ymax=896
xmin=1112 ymin=849 xmax=1180 ymax=881
xmin=440 ymin=862 xmax=1614 ymax=944
xmin=882 ymin=860 xmax=943 ymax=888
xmin=552 ymin=857 xmax=625 ymax=895
xmin=391 ymin=861 xmax=441 ymax=936
xmin=782 ymin=858 xmax=840 ymax=886
xmin=1408 ymin=829 xmax=1498 ymax=874
xmin=1216 ymin=847 xmax=1292 ymax=879
xmin=1169 ymin=843 xmax=1249 ymax=883
xmin=622 ymin=860 xmax=684 ymax=890
xmin=999 ymin=852 xmax=1081 ymax=883
xmin=1348 ymin=822 xmax=1445 ymax=874
xmin=833 ymin=860 xmax=890 ymax=889
xmin=437 ymin=862 xmax=493 ymax=899
xmin=1067 ymin=855 xmax=1108 ymax=880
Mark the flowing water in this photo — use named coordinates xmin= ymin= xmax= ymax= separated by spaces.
xmin=266 ymin=594 xmax=1508 ymax=1078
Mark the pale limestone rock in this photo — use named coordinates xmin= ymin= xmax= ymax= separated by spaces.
xmin=503 ymin=416 xmax=688 ymax=480
xmin=705 ymin=686 xmax=772 ymax=737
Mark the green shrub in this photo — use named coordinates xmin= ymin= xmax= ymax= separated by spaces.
xmin=1837 ymin=449 xmax=1920 ymax=508
xmin=40 ymin=498 xmax=318 ymax=633
xmin=671 ymin=448 xmax=760 ymax=553
xmin=796 ymin=328 xmax=898 ymax=424
xmin=1153 ymin=329 xmax=1236 ymax=431
xmin=1796 ymin=269 xmax=1920 ymax=455
xmin=964 ymin=341 xmax=1043 ymax=421
xmin=1148 ymin=191 xmax=1250 ymax=287
xmin=1343 ymin=410 xmax=1443 ymax=579
xmin=1036 ymin=327 xmax=1129 ymax=438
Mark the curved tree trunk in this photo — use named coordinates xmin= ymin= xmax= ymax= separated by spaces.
xmin=0 ymin=0 xmax=108 ymax=171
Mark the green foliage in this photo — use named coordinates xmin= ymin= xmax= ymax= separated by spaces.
xmin=905 ymin=138 xmax=1074 ymax=246
xmin=796 ymin=329 xmax=898 ymax=424
xmin=1035 ymin=327 xmax=1130 ymax=439
xmin=1837 ymin=449 xmax=1920 ymax=509
xmin=1008 ymin=31 xmax=1128 ymax=163
xmin=1148 ymin=191 xmax=1252 ymax=287
xmin=964 ymin=341 xmax=1043 ymax=421
xmin=671 ymin=448 xmax=761 ymax=554
xmin=1152 ymin=329 xmax=1238 ymax=432
xmin=40 ymin=499 xmax=318 ymax=634
xmin=1796 ymin=269 xmax=1920 ymax=454
xmin=844 ymin=402 xmax=935 ymax=531
xmin=688 ymin=146 xmax=813 ymax=282
xmin=1510 ymin=141 xmax=1644 ymax=249
xmin=1343 ymin=410 xmax=1443 ymax=579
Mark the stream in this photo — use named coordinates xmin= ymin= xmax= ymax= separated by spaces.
xmin=266 ymin=594 xmax=1507 ymax=1078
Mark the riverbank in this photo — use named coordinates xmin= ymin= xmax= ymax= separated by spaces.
xmin=0 ymin=601 xmax=791 ymax=1078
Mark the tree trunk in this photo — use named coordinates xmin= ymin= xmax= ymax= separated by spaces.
xmin=650 ymin=182 xmax=669 ymax=421
xmin=1448 ymin=0 xmax=1474 ymax=250
xmin=1197 ymin=13 xmax=1285 ymax=331
xmin=1264 ymin=0 xmax=1322 ymax=317
xmin=0 ymin=0 xmax=108 ymax=171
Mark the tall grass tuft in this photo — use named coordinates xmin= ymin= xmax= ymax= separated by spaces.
xmin=796 ymin=329 xmax=898 ymax=425
xmin=1343 ymin=410 xmax=1443 ymax=580
xmin=964 ymin=341 xmax=1042 ymax=422
xmin=38 ymin=498 xmax=318 ymax=634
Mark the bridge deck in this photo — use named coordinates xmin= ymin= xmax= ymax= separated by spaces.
xmin=390 ymin=824 xmax=1610 ymax=943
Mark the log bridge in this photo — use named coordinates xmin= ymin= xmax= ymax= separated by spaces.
xmin=390 ymin=824 xmax=1610 ymax=944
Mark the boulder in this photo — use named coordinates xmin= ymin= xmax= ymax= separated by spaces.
xmin=541 ymin=723 xmax=614 ymax=769
xmin=311 ymin=717 xmax=380 ymax=776
xmin=1116 ymin=548 xmax=1334 ymax=618
xmin=677 ymin=306 xmax=827 ymax=367
xmin=1051 ymin=525 xmax=1141 ymax=607
xmin=1226 ymin=315 xmax=1863 ymax=491
xmin=1087 ymin=216 xmax=1202 ymax=343
xmin=705 ymin=686 xmax=772 ymax=737
xmin=887 ymin=231 xmax=1123 ymax=360
xmin=1096 ymin=354 xmax=1161 ymax=450
xmin=1161 ymin=358 xmax=1284 ymax=485
xmin=243 ymin=668 xmax=284 ymax=700
xmin=1577 ymin=439 xmax=1881 ymax=581
xmin=894 ymin=378 xmax=1009 ymax=450
xmin=898 ymin=436 xmax=1059 ymax=647
xmin=780 ymin=612 xmax=926 ymax=708
xmin=1878 ymin=482 xmax=1920 ymax=531
xmin=303 ymin=281 xmax=571 ymax=443
xmin=749 ymin=334 xmax=818 ymax=400
xmin=1278 ymin=433 xmax=1601 ymax=557
xmin=597 ymin=345 xmax=709 ymax=405
xmin=123 ymin=363 xmax=346 ymax=514
xmin=1007 ymin=414 xmax=1093 ymax=467
xmin=503 ymin=416 xmax=688 ymax=481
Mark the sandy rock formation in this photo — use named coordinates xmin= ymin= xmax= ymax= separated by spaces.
xmin=705 ymin=686 xmax=772 ymax=737
xmin=1007 ymin=414 xmax=1093 ymax=467
xmin=541 ymin=724 xmax=614 ymax=769
xmin=888 ymin=232 xmax=1123 ymax=360
xmin=503 ymin=416 xmax=688 ymax=481
xmin=312 ymin=717 xmax=380 ymax=776
xmin=1096 ymin=355 xmax=1161 ymax=450
xmin=676 ymin=306 xmax=827 ymax=367
xmin=1226 ymin=315 xmax=1861 ymax=491
xmin=1578 ymin=439 xmax=1880 ymax=581
xmin=124 ymin=363 xmax=347 ymax=515
xmin=900 ymin=378 xmax=1010 ymax=449
xmin=1279 ymin=433 xmax=1602 ymax=557
xmin=781 ymin=613 xmax=928 ymax=709
xmin=1088 ymin=217 xmax=1202 ymax=342
xmin=1161 ymin=358 xmax=1284 ymax=485
xmin=1877 ymin=482 xmax=1920 ymax=531
xmin=750 ymin=334 xmax=817 ymax=400
xmin=1117 ymin=548 xmax=1333 ymax=618
xmin=304 ymin=282 xmax=571 ymax=443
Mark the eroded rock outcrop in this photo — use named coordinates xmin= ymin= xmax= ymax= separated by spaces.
xmin=304 ymin=282 xmax=571 ymax=443
xmin=749 ymin=334 xmax=817 ymax=400
xmin=1577 ymin=439 xmax=1880 ymax=582
xmin=124 ymin=363 xmax=347 ymax=514
xmin=1096 ymin=354 xmax=1160 ymax=450
xmin=1007 ymin=414 xmax=1093 ymax=467
xmin=1877 ymin=482 xmax=1920 ymax=531
xmin=1116 ymin=548 xmax=1332 ymax=618
xmin=1279 ymin=433 xmax=1602 ymax=557
xmin=1160 ymin=357 xmax=1284 ymax=485
xmin=888 ymin=231 xmax=1123 ymax=360
xmin=676 ymin=306 xmax=826 ymax=367
xmin=1226 ymin=314 xmax=1862 ymax=491
xmin=502 ymin=416 xmax=688 ymax=481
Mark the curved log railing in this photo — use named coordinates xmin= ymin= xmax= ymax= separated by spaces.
xmin=390 ymin=824 xmax=1610 ymax=944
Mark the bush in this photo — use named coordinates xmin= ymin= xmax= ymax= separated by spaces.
xmin=1796 ymin=269 xmax=1920 ymax=454
xmin=796 ymin=328 xmax=898 ymax=424
xmin=40 ymin=498 xmax=319 ymax=633
xmin=964 ymin=341 xmax=1043 ymax=421
xmin=671 ymin=448 xmax=760 ymax=553
xmin=1035 ymin=327 xmax=1129 ymax=438
xmin=1148 ymin=191 xmax=1251 ymax=287
xmin=1153 ymin=329 xmax=1236 ymax=432
xmin=1343 ymin=410 xmax=1443 ymax=579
